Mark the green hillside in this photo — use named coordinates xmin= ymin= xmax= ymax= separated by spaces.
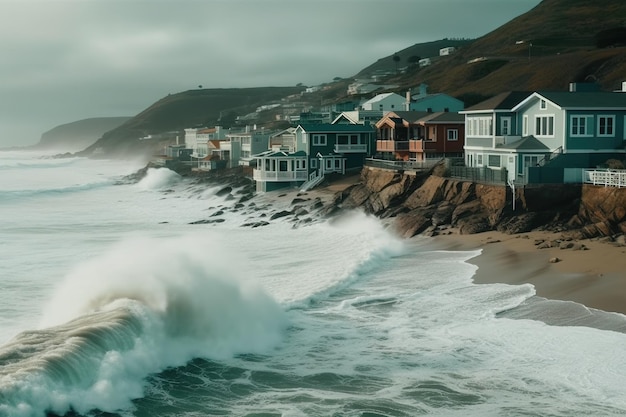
xmin=35 ymin=117 xmax=130 ymax=152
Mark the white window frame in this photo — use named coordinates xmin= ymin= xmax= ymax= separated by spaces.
xmin=466 ymin=116 xmax=493 ymax=137
xmin=476 ymin=154 xmax=484 ymax=166
xmin=535 ymin=115 xmax=555 ymax=137
xmin=447 ymin=129 xmax=458 ymax=141
xmin=312 ymin=134 xmax=327 ymax=146
xmin=522 ymin=155 xmax=541 ymax=174
xmin=523 ymin=115 xmax=529 ymax=136
xmin=570 ymin=115 xmax=593 ymax=137
xmin=501 ymin=117 xmax=511 ymax=136
xmin=597 ymin=115 xmax=615 ymax=137
xmin=310 ymin=158 xmax=317 ymax=169
xmin=487 ymin=154 xmax=501 ymax=168
xmin=540 ymin=99 xmax=547 ymax=110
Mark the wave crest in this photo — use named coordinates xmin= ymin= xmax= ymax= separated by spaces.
xmin=0 ymin=233 xmax=287 ymax=416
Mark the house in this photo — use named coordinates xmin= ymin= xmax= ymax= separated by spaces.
xmin=418 ymin=58 xmax=432 ymax=67
xmin=269 ymin=128 xmax=297 ymax=152
xmin=253 ymin=150 xmax=309 ymax=192
xmin=439 ymin=46 xmax=456 ymax=56
xmin=332 ymin=110 xmax=386 ymax=126
xmin=375 ymin=111 xmax=465 ymax=161
xmin=360 ymin=92 xmax=406 ymax=112
xmin=408 ymin=84 xmax=464 ymax=112
xmin=184 ymin=126 xmax=227 ymax=159
xmin=252 ymin=123 xmax=375 ymax=192
xmin=220 ymin=129 xmax=271 ymax=168
xmin=461 ymin=84 xmax=626 ymax=183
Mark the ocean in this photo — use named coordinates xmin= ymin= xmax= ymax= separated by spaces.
xmin=1 ymin=149 xmax=626 ymax=417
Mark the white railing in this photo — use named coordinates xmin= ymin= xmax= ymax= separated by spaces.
xmin=334 ymin=144 xmax=368 ymax=153
xmin=253 ymin=170 xmax=308 ymax=182
xmin=583 ymin=169 xmax=626 ymax=188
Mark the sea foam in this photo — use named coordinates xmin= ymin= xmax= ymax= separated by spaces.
xmin=0 ymin=233 xmax=287 ymax=417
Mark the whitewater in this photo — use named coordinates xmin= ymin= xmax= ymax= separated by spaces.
xmin=1 ymin=150 xmax=626 ymax=417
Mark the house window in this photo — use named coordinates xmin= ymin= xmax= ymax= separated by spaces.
xmin=447 ymin=129 xmax=458 ymax=141
xmin=325 ymin=159 xmax=333 ymax=170
xmin=488 ymin=154 xmax=501 ymax=168
xmin=598 ymin=115 xmax=615 ymax=137
xmin=466 ymin=117 xmax=493 ymax=137
xmin=522 ymin=155 xmax=540 ymax=174
xmin=310 ymin=158 xmax=317 ymax=169
xmin=501 ymin=117 xmax=511 ymax=135
xmin=312 ymin=134 xmax=327 ymax=146
xmin=279 ymin=160 xmax=288 ymax=171
xmin=535 ymin=115 xmax=554 ymax=137
xmin=540 ymin=99 xmax=547 ymax=110
xmin=476 ymin=154 xmax=483 ymax=166
xmin=523 ymin=115 xmax=529 ymax=136
xmin=334 ymin=159 xmax=341 ymax=169
xmin=571 ymin=115 xmax=592 ymax=136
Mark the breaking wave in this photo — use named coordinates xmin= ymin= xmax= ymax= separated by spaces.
xmin=0 ymin=234 xmax=287 ymax=417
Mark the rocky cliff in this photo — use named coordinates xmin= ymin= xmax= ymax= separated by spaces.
xmin=328 ymin=165 xmax=626 ymax=242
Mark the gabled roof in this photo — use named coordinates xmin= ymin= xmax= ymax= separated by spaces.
xmin=253 ymin=150 xmax=307 ymax=158
xmin=462 ymin=91 xmax=532 ymax=112
xmin=362 ymin=92 xmax=403 ymax=105
xmin=386 ymin=111 xmax=431 ymax=123
xmin=497 ymin=135 xmax=550 ymax=151
xmin=419 ymin=111 xmax=464 ymax=123
xmin=296 ymin=123 xmax=374 ymax=133
xmin=412 ymin=93 xmax=463 ymax=105
xmin=513 ymin=91 xmax=626 ymax=111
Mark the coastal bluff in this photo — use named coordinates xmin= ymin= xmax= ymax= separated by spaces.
xmin=328 ymin=166 xmax=626 ymax=242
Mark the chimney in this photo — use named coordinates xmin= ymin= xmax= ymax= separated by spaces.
xmin=405 ymin=89 xmax=411 ymax=111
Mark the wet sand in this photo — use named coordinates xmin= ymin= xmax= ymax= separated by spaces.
xmin=432 ymin=230 xmax=626 ymax=315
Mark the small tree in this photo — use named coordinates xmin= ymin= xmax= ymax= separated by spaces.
xmin=407 ymin=55 xmax=421 ymax=66
xmin=392 ymin=54 xmax=401 ymax=73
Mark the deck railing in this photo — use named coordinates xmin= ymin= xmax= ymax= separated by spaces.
xmin=364 ymin=158 xmax=443 ymax=172
xmin=583 ymin=169 xmax=626 ymax=188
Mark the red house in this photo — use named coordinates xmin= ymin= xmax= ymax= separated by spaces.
xmin=375 ymin=111 xmax=465 ymax=162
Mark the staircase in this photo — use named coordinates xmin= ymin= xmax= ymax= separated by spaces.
xmin=300 ymin=172 xmax=325 ymax=192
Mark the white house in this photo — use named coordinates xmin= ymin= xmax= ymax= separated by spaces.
xmin=439 ymin=47 xmax=456 ymax=56
xmin=360 ymin=92 xmax=406 ymax=112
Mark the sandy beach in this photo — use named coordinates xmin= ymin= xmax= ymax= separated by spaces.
xmin=431 ymin=230 xmax=626 ymax=315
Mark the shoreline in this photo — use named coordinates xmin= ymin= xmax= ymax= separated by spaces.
xmin=431 ymin=230 xmax=626 ymax=316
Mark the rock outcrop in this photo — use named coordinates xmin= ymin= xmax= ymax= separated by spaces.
xmin=328 ymin=165 xmax=626 ymax=241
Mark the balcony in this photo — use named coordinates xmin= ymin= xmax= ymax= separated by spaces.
xmin=494 ymin=135 xmax=522 ymax=147
xmin=409 ymin=139 xmax=438 ymax=153
xmin=253 ymin=170 xmax=308 ymax=182
xmin=376 ymin=140 xmax=409 ymax=152
xmin=334 ymin=144 xmax=368 ymax=153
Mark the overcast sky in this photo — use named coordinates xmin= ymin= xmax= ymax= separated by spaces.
xmin=0 ymin=0 xmax=540 ymax=147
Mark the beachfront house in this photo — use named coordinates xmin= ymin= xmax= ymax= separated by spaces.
xmin=184 ymin=126 xmax=227 ymax=159
xmin=212 ymin=128 xmax=271 ymax=168
xmin=375 ymin=111 xmax=465 ymax=161
xmin=461 ymin=84 xmax=626 ymax=183
xmin=252 ymin=123 xmax=375 ymax=192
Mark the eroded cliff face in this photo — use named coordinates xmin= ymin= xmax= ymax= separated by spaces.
xmin=569 ymin=185 xmax=626 ymax=238
xmin=331 ymin=166 xmax=626 ymax=240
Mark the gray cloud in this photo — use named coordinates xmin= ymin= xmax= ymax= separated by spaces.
xmin=0 ymin=0 xmax=540 ymax=147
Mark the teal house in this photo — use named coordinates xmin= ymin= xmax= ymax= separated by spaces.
xmin=461 ymin=84 xmax=626 ymax=184
xmin=252 ymin=123 xmax=375 ymax=192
